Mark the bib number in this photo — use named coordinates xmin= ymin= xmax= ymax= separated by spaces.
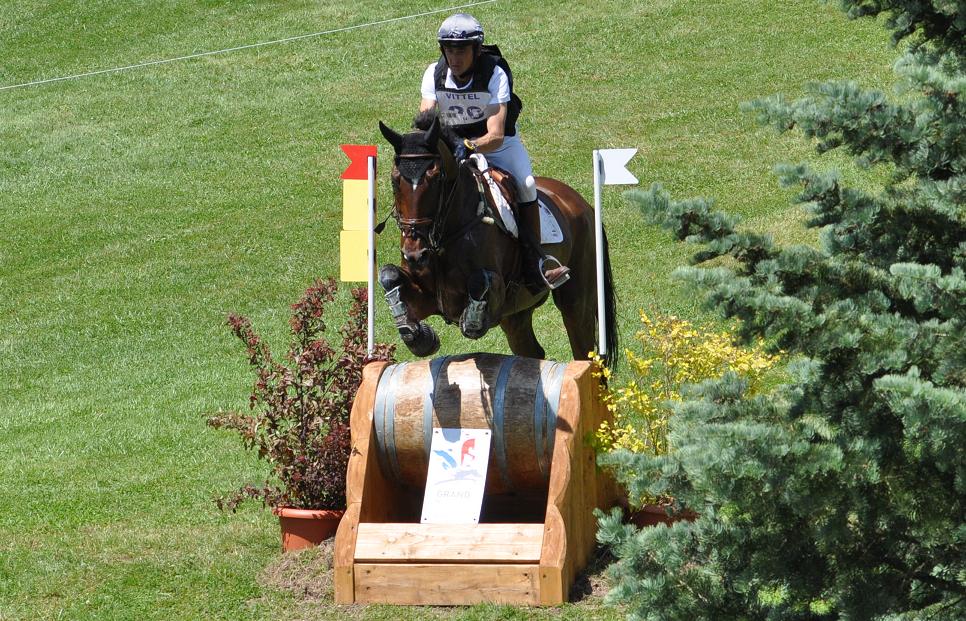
xmin=438 ymin=90 xmax=492 ymax=126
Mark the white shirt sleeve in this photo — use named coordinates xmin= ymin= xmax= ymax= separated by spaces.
xmin=420 ymin=63 xmax=438 ymax=101
xmin=489 ymin=66 xmax=511 ymax=105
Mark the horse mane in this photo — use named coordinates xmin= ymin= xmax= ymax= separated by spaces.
xmin=413 ymin=109 xmax=460 ymax=149
xmin=412 ymin=109 xmax=436 ymax=131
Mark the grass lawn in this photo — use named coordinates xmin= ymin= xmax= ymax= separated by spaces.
xmin=1 ymin=1 xmax=897 ymax=619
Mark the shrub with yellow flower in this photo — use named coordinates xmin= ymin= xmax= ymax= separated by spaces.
xmin=591 ymin=310 xmax=781 ymax=459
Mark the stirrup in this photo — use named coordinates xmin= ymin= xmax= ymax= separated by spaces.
xmin=539 ymin=256 xmax=571 ymax=290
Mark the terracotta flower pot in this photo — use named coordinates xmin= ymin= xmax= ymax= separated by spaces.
xmin=626 ymin=503 xmax=697 ymax=528
xmin=274 ymin=507 xmax=345 ymax=552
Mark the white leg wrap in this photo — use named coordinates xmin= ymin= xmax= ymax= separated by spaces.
xmin=384 ymin=286 xmax=418 ymax=340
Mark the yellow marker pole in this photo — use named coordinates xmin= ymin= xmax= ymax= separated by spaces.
xmin=340 ymin=144 xmax=377 ymax=354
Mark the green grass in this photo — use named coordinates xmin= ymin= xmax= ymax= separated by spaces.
xmin=1 ymin=1 xmax=898 ymax=619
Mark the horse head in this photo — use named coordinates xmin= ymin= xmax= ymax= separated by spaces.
xmin=379 ymin=117 xmax=458 ymax=270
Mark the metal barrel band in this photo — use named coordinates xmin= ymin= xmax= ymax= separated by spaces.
xmin=491 ymin=355 xmax=518 ymax=491
xmin=373 ymin=362 xmax=401 ymax=482
xmin=535 ymin=362 xmax=566 ymax=479
xmin=533 ymin=362 xmax=550 ymax=479
xmin=373 ymin=361 xmax=408 ymax=483
xmin=542 ymin=363 xmax=567 ymax=478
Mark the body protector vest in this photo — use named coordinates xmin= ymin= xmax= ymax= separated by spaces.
xmin=433 ymin=44 xmax=523 ymax=140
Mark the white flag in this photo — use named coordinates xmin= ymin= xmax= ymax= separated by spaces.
xmin=598 ymin=148 xmax=638 ymax=185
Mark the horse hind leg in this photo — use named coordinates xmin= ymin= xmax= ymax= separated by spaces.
xmin=498 ymin=307 xmax=546 ymax=360
xmin=553 ymin=284 xmax=597 ymax=362
xmin=379 ymin=265 xmax=440 ymax=357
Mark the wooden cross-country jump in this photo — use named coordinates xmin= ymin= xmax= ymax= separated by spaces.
xmin=334 ymin=353 xmax=618 ymax=606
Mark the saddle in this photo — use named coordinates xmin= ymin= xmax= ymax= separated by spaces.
xmin=467 ymin=154 xmax=519 ymax=238
xmin=465 ymin=155 xmax=564 ymax=245
xmin=464 ymin=155 xmax=570 ymax=292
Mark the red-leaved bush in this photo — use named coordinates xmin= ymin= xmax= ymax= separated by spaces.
xmin=208 ymin=278 xmax=394 ymax=510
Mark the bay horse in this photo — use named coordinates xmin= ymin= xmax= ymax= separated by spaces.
xmin=377 ymin=116 xmax=618 ymax=367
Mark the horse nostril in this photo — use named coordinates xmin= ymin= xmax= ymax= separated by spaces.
xmin=404 ymin=250 xmax=426 ymax=266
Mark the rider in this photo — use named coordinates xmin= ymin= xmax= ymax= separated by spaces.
xmin=418 ymin=13 xmax=570 ymax=290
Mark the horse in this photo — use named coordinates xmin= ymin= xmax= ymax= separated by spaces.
xmin=376 ymin=116 xmax=618 ymax=368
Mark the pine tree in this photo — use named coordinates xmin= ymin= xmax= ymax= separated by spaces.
xmin=597 ymin=2 xmax=965 ymax=619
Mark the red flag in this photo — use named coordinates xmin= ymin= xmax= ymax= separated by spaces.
xmin=340 ymin=144 xmax=377 ymax=180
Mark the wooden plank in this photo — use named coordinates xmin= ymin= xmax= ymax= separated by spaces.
xmin=572 ymin=363 xmax=593 ymax=573
xmin=540 ymin=363 xmax=579 ymax=605
xmin=333 ymin=502 xmax=361 ymax=604
xmin=567 ymin=368 xmax=587 ymax=577
xmin=333 ymin=361 xmax=387 ymax=605
xmin=354 ymin=522 xmax=543 ymax=562
xmin=346 ymin=361 xmax=389 ymax=508
xmin=353 ymin=563 xmax=540 ymax=605
xmin=538 ymin=505 xmax=567 ymax=605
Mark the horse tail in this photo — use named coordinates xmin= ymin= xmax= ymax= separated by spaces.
xmin=601 ymin=227 xmax=620 ymax=370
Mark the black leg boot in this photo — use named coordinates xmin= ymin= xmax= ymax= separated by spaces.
xmin=517 ymin=199 xmax=570 ymax=292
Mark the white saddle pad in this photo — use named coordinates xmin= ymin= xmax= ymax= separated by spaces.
xmin=537 ymin=199 xmax=564 ymax=244
xmin=467 ymin=154 xmax=564 ymax=245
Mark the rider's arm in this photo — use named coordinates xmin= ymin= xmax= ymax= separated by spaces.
xmin=419 ymin=62 xmax=438 ymax=114
xmin=468 ymin=103 xmax=506 ymax=153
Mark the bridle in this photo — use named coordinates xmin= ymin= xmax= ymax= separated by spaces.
xmin=392 ymin=152 xmax=482 ymax=255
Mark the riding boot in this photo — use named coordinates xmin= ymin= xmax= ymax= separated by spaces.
xmin=517 ymin=199 xmax=570 ymax=292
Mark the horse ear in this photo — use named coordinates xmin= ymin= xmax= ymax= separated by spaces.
xmin=438 ymin=139 xmax=457 ymax=179
xmin=426 ymin=116 xmax=440 ymax=149
xmin=379 ymin=121 xmax=403 ymax=152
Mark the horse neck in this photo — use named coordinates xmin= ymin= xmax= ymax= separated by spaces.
xmin=436 ymin=164 xmax=481 ymax=233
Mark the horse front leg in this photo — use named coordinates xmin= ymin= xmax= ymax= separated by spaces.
xmin=459 ymin=269 xmax=504 ymax=340
xmin=378 ymin=264 xmax=440 ymax=357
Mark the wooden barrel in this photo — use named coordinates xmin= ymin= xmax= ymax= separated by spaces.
xmin=372 ymin=353 xmax=569 ymax=495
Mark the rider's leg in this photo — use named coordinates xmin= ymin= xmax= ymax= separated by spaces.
xmin=485 ymin=136 xmax=570 ymax=290
xmin=516 ymin=179 xmax=570 ymax=290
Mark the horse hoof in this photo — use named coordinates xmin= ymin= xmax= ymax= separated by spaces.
xmin=405 ymin=322 xmax=440 ymax=357
xmin=460 ymin=315 xmax=488 ymax=340
xmin=460 ymin=318 xmax=488 ymax=340
xmin=378 ymin=264 xmax=403 ymax=291
xmin=460 ymin=295 xmax=489 ymax=340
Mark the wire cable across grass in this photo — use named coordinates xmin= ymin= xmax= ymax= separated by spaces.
xmin=0 ymin=0 xmax=499 ymax=93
